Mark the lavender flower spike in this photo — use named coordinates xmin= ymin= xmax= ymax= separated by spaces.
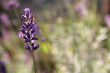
xmin=19 ymin=8 xmax=39 ymax=51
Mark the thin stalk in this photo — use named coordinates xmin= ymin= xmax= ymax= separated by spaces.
xmin=11 ymin=9 xmax=20 ymax=32
xmin=31 ymin=51 xmax=37 ymax=73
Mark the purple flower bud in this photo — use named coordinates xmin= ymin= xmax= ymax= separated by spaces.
xmin=25 ymin=44 xmax=32 ymax=51
xmin=19 ymin=8 xmax=40 ymax=51
xmin=18 ymin=32 xmax=24 ymax=38
xmin=24 ymin=8 xmax=30 ymax=14
xmin=32 ymin=44 xmax=39 ymax=50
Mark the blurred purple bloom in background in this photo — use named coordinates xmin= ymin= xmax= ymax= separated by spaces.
xmin=0 ymin=13 xmax=11 ymax=28
xmin=1 ymin=0 xmax=20 ymax=10
xmin=75 ymin=0 xmax=88 ymax=17
xmin=104 ymin=15 xmax=110 ymax=28
xmin=19 ymin=8 xmax=39 ymax=51
xmin=0 ymin=61 xmax=7 ymax=73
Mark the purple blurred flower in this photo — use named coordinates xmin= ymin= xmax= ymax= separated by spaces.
xmin=104 ymin=15 xmax=110 ymax=28
xmin=0 ymin=61 xmax=7 ymax=73
xmin=75 ymin=1 xmax=88 ymax=17
xmin=0 ymin=13 xmax=11 ymax=28
xmin=19 ymin=8 xmax=40 ymax=51
xmin=1 ymin=0 xmax=20 ymax=10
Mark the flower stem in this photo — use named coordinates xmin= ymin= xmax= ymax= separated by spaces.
xmin=31 ymin=51 xmax=37 ymax=73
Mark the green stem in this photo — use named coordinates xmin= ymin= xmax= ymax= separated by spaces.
xmin=31 ymin=51 xmax=37 ymax=73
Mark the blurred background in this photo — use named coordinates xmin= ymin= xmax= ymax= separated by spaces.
xmin=0 ymin=0 xmax=110 ymax=73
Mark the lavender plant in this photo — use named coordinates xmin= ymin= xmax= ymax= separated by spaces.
xmin=19 ymin=8 xmax=40 ymax=73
